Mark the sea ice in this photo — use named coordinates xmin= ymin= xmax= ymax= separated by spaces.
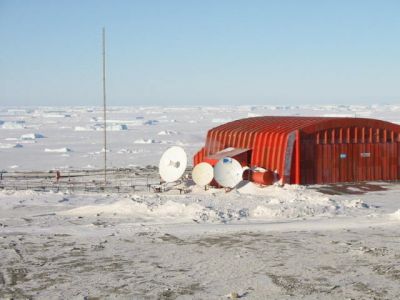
xmin=44 ymin=147 xmax=72 ymax=153
xmin=20 ymin=133 xmax=45 ymax=140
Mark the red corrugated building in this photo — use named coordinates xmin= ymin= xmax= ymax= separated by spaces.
xmin=193 ymin=116 xmax=400 ymax=185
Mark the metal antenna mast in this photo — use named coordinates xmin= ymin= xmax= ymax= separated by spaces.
xmin=102 ymin=27 xmax=107 ymax=186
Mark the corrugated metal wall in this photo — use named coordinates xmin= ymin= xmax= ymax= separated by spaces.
xmin=300 ymin=127 xmax=400 ymax=184
xmin=202 ymin=129 xmax=290 ymax=180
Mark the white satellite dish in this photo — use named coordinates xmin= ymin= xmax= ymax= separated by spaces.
xmin=159 ymin=146 xmax=187 ymax=183
xmin=192 ymin=162 xmax=214 ymax=186
xmin=214 ymin=157 xmax=243 ymax=188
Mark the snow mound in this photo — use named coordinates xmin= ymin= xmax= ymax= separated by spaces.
xmin=175 ymin=141 xmax=188 ymax=146
xmin=247 ymin=113 xmax=261 ymax=117
xmin=75 ymin=124 xmax=128 ymax=131
xmin=343 ymin=199 xmax=370 ymax=209
xmin=20 ymin=133 xmax=45 ymax=140
xmin=44 ymin=147 xmax=72 ymax=153
xmin=117 ymin=148 xmax=144 ymax=154
xmin=108 ymin=124 xmax=128 ymax=131
xmin=390 ymin=209 xmax=400 ymax=221
xmin=43 ymin=113 xmax=71 ymax=118
xmin=143 ymin=120 xmax=159 ymax=125
xmin=59 ymin=185 xmax=350 ymax=223
xmin=74 ymin=126 xmax=95 ymax=131
xmin=117 ymin=148 xmax=133 ymax=154
xmin=0 ymin=143 xmax=23 ymax=149
xmin=237 ymin=183 xmax=344 ymax=219
xmin=251 ymin=201 xmax=337 ymax=219
xmin=61 ymin=199 xmax=206 ymax=223
xmin=134 ymin=139 xmax=160 ymax=144
xmin=158 ymin=130 xmax=179 ymax=136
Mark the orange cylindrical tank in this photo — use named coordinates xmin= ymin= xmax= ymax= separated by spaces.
xmin=250 ymin=170 xmax=274 ymax=185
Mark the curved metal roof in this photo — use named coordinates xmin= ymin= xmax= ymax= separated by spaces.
xmin=210 ymin=116 xmax=400 ymax=135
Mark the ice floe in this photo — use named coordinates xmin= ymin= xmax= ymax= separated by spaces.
xmin=44 ymin=147 xmax=72 ymax=153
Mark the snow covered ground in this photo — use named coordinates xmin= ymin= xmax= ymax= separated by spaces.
xmin=1 ymin=105 xmax=400 ymax=299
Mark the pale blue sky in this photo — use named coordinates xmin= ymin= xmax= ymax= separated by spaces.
xmin=0 ymin=0 xmax=399 ymax=106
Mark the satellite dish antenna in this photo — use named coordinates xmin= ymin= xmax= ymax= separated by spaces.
xmin=192 ymin=162 xmax=214 ymax=186
xmin=159 ymin=146 xmax=187 ymax=183
xmin=214 ymin=157 xmax=243 ymax=188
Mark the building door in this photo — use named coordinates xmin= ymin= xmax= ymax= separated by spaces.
xmin=314 ymin=142 xmax=398 ymax=184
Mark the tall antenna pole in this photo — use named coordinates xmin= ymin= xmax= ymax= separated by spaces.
xmin=102 ymin=27 xmax=107 ymax=186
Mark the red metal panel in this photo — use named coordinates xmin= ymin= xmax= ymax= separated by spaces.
xmin=206 ymin=128 xmax=217 ymax=155
xmin=370 ymin=143 xmax=375 ymax=181
xmin=252 ymin=130 xmax=264 ymax=166
xmin=394 ymin=143 xmax=397 ymax=180
xmin=396 ymin=142 xmax=400 ymax=180
xmin=359 ymin=144 xmax=366 ymax=181
xmin=322 ymin=144 xmax=330 ymax=183
xmin=387 ymin=143 xmax=392 ymax=180
xmin=193 ymin=147 xmax=206 ymax=166
xmin=347 ymin=143 xmax=354 ymax=182
xmin=328 ymin=144 xmax=334 ymax=183
xmin=386 ymin=143 xmax=392 ymax=180
xmin=300 ymin=135 xmax=314 ymax=184
xmin=366 ymin=143 xmax=372 ymax=181
xmin=269 ymin=132 xmax=279 ymax=171
xmin=322 ymin=144 xmax=328 ymax=184
xmin=332 ymin=143 xmax=339 ymax=183
xmin=369 ymin=128 xmax=373 ymax=143
xmin=374 ymin=143 xmax=382 ymax=180
xmin=260 ymin=132 xmax=271 ymax=168
xmin=261 ymin=131 xmax=273 ymax=169
xmin=357 ymin=143 xmax=363 ymax=182
xmin=295 ymin=130 xmax=301 ymax=184
xmin=353 ymin=143 xmax=360 ymax=182
xmin=316 ymin=144 xmax=323 ymax=183
xmin=278 ymin=134 xmax=288 ymax=175
xmin=339 ymin=143 xmax=348 ymax=182
xmin=224 ymin=127 xmax=234 ymax=150
xmin=381 ymin=143 xmax=388 ymax=180
xmin=389 ymin=143 xmax=397 ymax=180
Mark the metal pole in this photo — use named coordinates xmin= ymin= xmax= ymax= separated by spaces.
xmin=102 ymin=27 xmax=107 ymax=186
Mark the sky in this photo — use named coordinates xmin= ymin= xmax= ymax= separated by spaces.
xmin=0 ymin=0 xmax=399 ymax=106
